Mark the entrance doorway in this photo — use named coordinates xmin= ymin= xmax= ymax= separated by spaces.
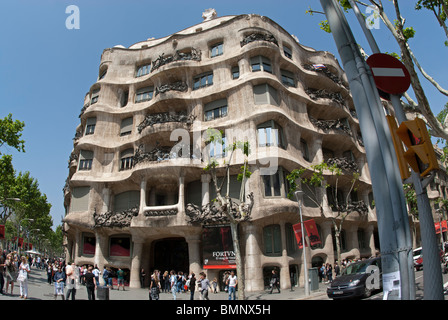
xmin=152 ymin=238 xmax=189 ymax=273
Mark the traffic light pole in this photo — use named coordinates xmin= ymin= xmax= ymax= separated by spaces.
xmin=320 ymin=0 xmax=410 ymax=299
xmin=348 ymin=0 xmax=443 ymax=300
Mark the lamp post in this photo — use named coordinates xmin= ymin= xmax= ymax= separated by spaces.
xmin=295 ymin=190 xmax=309 ymax=297
xmin=17 ymin=218 xmax=33 ymax=255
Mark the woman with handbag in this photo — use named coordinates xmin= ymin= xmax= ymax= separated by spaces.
xmin=149 ymin=270 xmax=161 ymax=300
xmin=17 ymin=256 xmax=30 ymax=299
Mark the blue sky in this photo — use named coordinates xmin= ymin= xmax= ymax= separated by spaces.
xmin=0 ymin=0 xmax=446 ymax=229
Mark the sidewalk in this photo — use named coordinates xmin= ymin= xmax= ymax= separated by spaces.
xmin=0 ymin=268 xmax=328 ymax=301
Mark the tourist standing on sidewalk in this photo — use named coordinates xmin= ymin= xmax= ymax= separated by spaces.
xmin=17 ymin=256 xmax=30 ymax=299
xmin=117 ymin=268 xmax=125 ymax=291
xmin=53 ymin=266 xmax=66 ymax=300
xmin=92 ymin=265 xmax=100 ymax=286
xmin=198 ymin=272 xmax=211 ymax=300
xmin=189 ymin=272 xmax=196 ymax=300
xmin=82 ymin=266 xmax=97 ymax=300
xmin=4 ymin=253 xmax=17 ymax=296
xmin=227 ymin=270 xmax=238 ymax=300
xmin=149 ymin=270 xmax=161 ymax=300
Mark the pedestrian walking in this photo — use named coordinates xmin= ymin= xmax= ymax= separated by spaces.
xmin=92 ymin=265 xmax=100 ymax=286
xmin=269 ymin=269 xmax=280 ymax=294
xmin=4 ymin=253 xmax=17 ymax=295
xmin=117 ymin=267 xmax=125 ymax=291
xmin=226 ymin=271 xmax=238 ymax=300
xmin=82 ymin=266 xmax=97 ymax=300
xmin=198 ymin=272 xmax=211 ymax=300
xmin=65 ymin=262 xmax=80 ymax=300
xmin=53 ymin=266 xmax=66 ymax=300
xmin=47 ymin=263 xmax=53 ymax=285
xmin=149 ymin=270 xmax=161 ymax=300
xmin=212 ymin=277 xmax=218 ymax=293
xmin=189 ymin=272 xmax=196 ymax=300
xmin=169 ymin=270 xmax=177 ymax=300
xmin=17 ymin=256 xmax=30 ymax=299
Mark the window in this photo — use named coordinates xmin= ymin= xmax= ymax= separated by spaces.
xmin=99 ymin=68 xmax=107 ymax=80
xmin=251 ymin=55 xmax=272 ymax=73
xmin=120 ymin=149 xmax=134 ymax=170
xmin=257 ymin=120 xmax=285 ymax=148
xmin=204 ymin=98 xmax=228 ymax=121
xmin=79 ymin=150 xmax=93 ymax=171
xmin=300 ymin=139 xmax=309 ymax=161
xmin=210 ymin=42 xmax=223 ymax=57
xmin=263 ymin=224 xmax=282 ymax=256
xmin=91 ymin=89 xmax=99 ymax=104
xmin=208 ymin=135 xmax=227 ymax=159
xmin=262 ymin=167 xmax=289 ymax=197
xmin=281 ymin=70 xmax=296 ymax=87
xmin=193 ymin=72 xmax=213 ymax=90
xmin=71 ymin=186 xmax=90 ymax=212
xmin=136 ymin=63 xmax=151 ymax=77
xmin=85 ymin=117 xmax=96 ymax=135
xmin=120 ymin=117 xmax=133 ymax=136
xmin=285 ymin=223 xmax=297 ymax=254
xmin=231 ymin=66 xmax=240 ymax=79
xmin=253 ymin=84 xmax=279 ymax=106
xmin=283 ymin=45 xmax=292 ymax=59
xmin=109 ymin=236 xmax=131 ymax=257
xmin=358 ymin=229 xmax=366 ymax=249
xmin=135 ymin=86 xmax=154 ymax=103
xmin=114 ymin=191 xmax=140 ymax=212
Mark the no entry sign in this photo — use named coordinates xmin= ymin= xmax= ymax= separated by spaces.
xmin=366 ymin=53 xmax=411 ymax=95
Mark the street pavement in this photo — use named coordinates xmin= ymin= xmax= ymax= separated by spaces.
xmin=0 ymin=267 xmax=328 ymax=301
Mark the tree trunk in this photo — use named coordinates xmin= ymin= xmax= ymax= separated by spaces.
xmin=230 ymin=221 xmax=245 ymax=300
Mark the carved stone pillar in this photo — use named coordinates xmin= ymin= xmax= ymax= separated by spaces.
xmin=139 ymin=179 xmax=147 ymax=215
xmin=94 ymin=230 xmax=106 ymax=285
xmin=178 ymin=175 xmax=185 ymax=214
xmin=243 ymin=224 xmax=264 ymax=291
xmin=279 ymin=222 xmax=290 ymax=290
xmin=101 ymin=187 xmax=111 ymax=214
xmin=130 ymin=236 xmax=145 ymax=288
xmin=186 ymin=235 xmax=202 ymax=276
xmin=321 ymin=220 xmax=334 ymax=264
xmin=201 ymin=174 xmax=211 ymax=206
xmin=366 ymin=224 xmax=376 ymax=257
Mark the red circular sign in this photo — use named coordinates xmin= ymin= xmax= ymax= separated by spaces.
xmin=366 ymin=53 xmax=411 ymax=95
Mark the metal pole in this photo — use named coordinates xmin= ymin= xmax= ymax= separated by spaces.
xmin=348 ymin=0 xmax=443 ymax=300
xmin=348 ymin=0 xmax=415 ymax=300
xmin=295 ymin=191 xmax=309 ymax=296
xmin=320 ymin=0 xmax=405 ymax=299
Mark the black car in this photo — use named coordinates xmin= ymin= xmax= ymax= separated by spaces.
xmin=327 ymin=257 xmax=382 ymax=299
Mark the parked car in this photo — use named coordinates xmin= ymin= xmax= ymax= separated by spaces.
xmin=327 ymin=257 xmax=382 ymax=300
xmin=413 ymin=247 xmax=423 ymax=271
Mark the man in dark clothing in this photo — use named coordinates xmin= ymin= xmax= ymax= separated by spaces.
xmin=269 ymin=269 xmax=280 ymax=294
xmin=82 ymin=266 xmax=97 ymax=300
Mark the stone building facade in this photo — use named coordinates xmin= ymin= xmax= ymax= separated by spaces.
xmin=63 ymin=12 xmax=382 ymax=291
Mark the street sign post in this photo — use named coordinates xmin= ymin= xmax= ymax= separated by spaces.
xmin=366 ymin=53 xmax=411 ymax=95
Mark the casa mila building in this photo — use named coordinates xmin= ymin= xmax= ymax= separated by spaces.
xmin=63 ymin=10 xmax=384 ymax=291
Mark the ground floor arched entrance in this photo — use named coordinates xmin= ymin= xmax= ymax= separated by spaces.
xmin=152 ymin=237 xmax=189 ymax=273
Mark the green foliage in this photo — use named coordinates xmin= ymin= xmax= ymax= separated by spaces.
xmin=0 ymin=113 xmax=25 ymax=154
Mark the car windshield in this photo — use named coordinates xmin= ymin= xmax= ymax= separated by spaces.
xmin=343 ymin=261 xmax=370 ymax=275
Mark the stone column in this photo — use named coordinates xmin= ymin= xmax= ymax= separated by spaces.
xmin=243 ymin=224 xmax=264 ymax=291
xmin=346 ymin=225 xmax=360 ymax=259
xmin=186 ymin=235 xmax=202 ymax=276
xmin=74 ymin=230 xmax=81 ymax=262
xmin=366 ymin=224 xmax=376 ymax=257
xmin=94 ymin=230 xmax=106 ymax=285
xmin=129 ymin=236 xmax=145 ymax=288
xmin=321 ymin=221 xmax=334 ymax=264
xmin=178 ymin=175 xmax=185 ymax=213
xmin=139 ymin=179 xmax=147 ymax=215
xmin=101 ymin=187 xmax=111 ymax=214
xmin=279 ymin=222 xmax=290 ymax=290
xmin=201 ymin=174 xmax=211 ymax=206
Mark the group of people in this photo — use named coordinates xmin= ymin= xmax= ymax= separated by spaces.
xmin=319 ymin=262 xmax=340 ymax=283
xmin=0 ymin=251 xmax=32 ymax=299
xmin=143 ymin=269 xmax=239 ymax=300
